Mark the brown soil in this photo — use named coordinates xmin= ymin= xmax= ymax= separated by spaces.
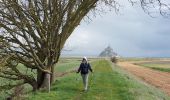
xmin=117 ymin=61 xmax=170 ymax=95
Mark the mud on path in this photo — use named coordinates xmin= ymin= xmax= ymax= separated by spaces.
xmin=117 ymin=61 xmax=170 ymax=95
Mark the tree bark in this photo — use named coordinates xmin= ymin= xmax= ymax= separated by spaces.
xmin=40 ymin=73 xmax=51 ymax=92
xmin=37 ymin=69 xmax=51 ymax=92
xmin=36 ymin=61 xmax=57 ymax=92
xmin=37 ymin=69 xmax=45 ymax=89
xmin=26 ymin=77 xmax=38 ymax=92
xmin=31 ymin=81 xmax=38 ymax=92
xmin=50 ymin=63 xmax=56 ymax=84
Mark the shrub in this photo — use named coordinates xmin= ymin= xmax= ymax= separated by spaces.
xmin=110 ymin=56 xmax=118 ymax=63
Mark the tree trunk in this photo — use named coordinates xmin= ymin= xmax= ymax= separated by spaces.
xmin=40 ymin=73 xmax=51 ymax=92
xmin=26 ymin=77 xmax=38 ymax=91
xmin=31 ymin=81 xmax=38 ymax=92
xmin=37 ymin=69 xmax=51 ymax=92
xmin=36 ymin=63 xmax=57 ymax=92
xmin=50 ymin=64 xmax=56 ymax=84
xmin=37 ymin=69 xmax=44 ymax=89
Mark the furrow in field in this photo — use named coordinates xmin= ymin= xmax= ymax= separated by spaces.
xmin=118 ymin=62 xmax=170 ymax=95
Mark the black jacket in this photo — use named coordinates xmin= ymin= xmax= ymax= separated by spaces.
xmin=77 ymin=63 xmax=93 ymax=74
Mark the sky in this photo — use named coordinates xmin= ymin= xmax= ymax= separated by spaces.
xmin=62 ymin=1 xmax=170 ymax=57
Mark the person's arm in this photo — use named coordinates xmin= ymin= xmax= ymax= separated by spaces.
xmin=77 ymin=63 xmax=82 ymax=73
xmin=88 ymin=63 xmax=93 ymax=72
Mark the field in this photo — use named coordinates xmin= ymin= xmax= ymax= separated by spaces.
xmin=118 ymin=59 xmax=170 ymax=96
xmin=135 ymin=61 xmax=170 ymax=72
xmin=0 ymin=58 xmax=170 ymax=100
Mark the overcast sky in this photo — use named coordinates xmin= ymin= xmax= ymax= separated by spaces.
xmin=62 ymin=1 xmax=170 ymax=57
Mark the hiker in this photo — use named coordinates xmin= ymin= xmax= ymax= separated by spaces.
xmin=77 ymin=57 xmax=93 ymax=91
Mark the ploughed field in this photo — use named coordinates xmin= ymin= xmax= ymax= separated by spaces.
xmin=118 ymin=59 xmax=170 ymax=96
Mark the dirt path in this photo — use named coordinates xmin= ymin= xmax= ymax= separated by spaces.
xmin=55 ymin=67 xmax=77 ymax=78
xmin=117 ymin=61 xmax=170 ymax=95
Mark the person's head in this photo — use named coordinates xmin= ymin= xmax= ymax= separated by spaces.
xmin=82 ymin=57 xmax=87 ymax=63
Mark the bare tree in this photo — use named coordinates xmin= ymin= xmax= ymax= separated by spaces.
xmin=0 ymin=0 xmax=170 ymax=92
xmin=130 ymin=0 xmax=170 ymax=17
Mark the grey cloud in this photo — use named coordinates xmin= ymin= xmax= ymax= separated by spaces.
xmin=63 ymin=2 xmax=170 ymax=57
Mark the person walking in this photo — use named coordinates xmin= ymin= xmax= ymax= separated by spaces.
xmin=77 ymin=57 xmax=93 ymax=91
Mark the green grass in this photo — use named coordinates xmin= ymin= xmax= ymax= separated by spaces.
xmin=151 ymin=67 xmax=170 ymax=72
xmin=28 ymin=60 xmax=134 ymax=100
xmin=27 ymin=60 xmax=170 ymax=100
xmin=1 ymin=58 xmax=170 ymax=100
xmin=0 ymin=58 xmax=81 ymax=99
xmin=119 ymin=57 xmax=160 ymax=62
xmin=56 ymin=57 xmax=98 ymax=72
xmin=55 ymin=61 xmax=80 ymax=73
xmin=0 ymin=63 xmax=37 ymax=100
xmin=136 ymin=63 xmax=170 ymax=72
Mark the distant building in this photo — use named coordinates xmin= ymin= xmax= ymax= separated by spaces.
xmin=99 ymin=46 xmax=118 ymax=57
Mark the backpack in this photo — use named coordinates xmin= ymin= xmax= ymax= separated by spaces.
xmin=81 ymin=63 xmax=89 ymax=74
